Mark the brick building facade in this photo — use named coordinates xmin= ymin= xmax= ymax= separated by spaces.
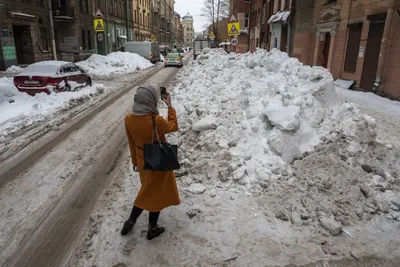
xmin=249 ymin=0 xmax=271 ymax=51
xmin=229 ymin=0 xmax=251 ymax=53
xmin=292 ymin=0 xmax=400 ymax=99
xmin=0 ymin=0 xmax=96 ymax=70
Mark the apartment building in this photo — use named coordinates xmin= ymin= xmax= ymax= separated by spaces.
xmin=0 ymin=0 xmax=94 ymax=70
xmin=182 ymin=12 xmax=194 ymax=47
xmin=229 ymin=0 xmax=251 ymax=53
xmin=291 ymin=0 xmax=400 ymax=99
xmin=174 ymin=12 xmax=184 ymax=47
xmin=249 ymin=0 xmax=271 ymax=51
xmin=133 ymin=0 xmax=151 ymax=41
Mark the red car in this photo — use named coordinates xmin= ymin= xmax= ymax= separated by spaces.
xmin=13 ymin=61 xmax=92 ymax=96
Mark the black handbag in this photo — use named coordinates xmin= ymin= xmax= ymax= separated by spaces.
xmin=143 ymin=116 xmax=180 ymax=171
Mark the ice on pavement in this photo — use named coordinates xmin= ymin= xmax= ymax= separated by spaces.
xmin=76 ymin=51 xmax=154 ymax=78
xmin=172 ymin=49 xmax=380 ymax=191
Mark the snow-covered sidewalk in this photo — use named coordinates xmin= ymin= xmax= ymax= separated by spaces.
xmin=0 ymin=52 xmax=156 ymax=142
xmin=0 ymin=77 xmax=104 ymax=139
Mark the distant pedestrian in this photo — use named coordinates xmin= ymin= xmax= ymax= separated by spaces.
xmin=122 ymin=85 xmax=180 ymax=240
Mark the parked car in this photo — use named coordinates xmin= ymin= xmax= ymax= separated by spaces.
xmin=120 ymin=42 xmax=161 ymax=63
xmin=13 ymin=61 xmax=92 ymax=96
xmin=159 ymin=45 xmax=171 ymax=57
xmin=164 ymin=52 xmax=183 ymax=68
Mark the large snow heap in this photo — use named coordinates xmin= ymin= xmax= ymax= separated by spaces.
xmin=173 ymin=49 xmax=378 ymax=192
xmin=76 ymin=52 xmax=153 ymax=78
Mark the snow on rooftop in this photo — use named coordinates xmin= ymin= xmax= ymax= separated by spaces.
xmin=268 ymin=10 xmax=291 ymax=24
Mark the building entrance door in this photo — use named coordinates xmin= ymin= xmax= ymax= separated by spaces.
xmin=12 ymin=25 xmax=32 ymax=64
xmin=360 ymin=22 xmax=385 ymax=91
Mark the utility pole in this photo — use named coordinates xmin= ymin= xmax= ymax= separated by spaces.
xmin=48 ymin=0 xmax=57 ymax=60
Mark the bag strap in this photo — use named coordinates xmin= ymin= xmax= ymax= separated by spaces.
xmin=151 ymin=116 xmax=161 ymax=144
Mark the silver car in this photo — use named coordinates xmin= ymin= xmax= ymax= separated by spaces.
xmin=164 ymin=52 xmax=183 ymax=68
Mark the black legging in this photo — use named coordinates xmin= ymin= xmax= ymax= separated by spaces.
xmin=129 ymin=206 xmax=160 ymax=227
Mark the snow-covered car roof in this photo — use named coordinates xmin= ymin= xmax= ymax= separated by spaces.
xmin=16 ymin=61 xmax=72 ymax=76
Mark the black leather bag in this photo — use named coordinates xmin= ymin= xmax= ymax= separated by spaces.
xmin=143 ymin=116 xmax=180 ymax=171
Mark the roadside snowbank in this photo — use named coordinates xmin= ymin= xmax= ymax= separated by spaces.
xmin=0 ymin=77 xmax=105 ymax=139
xmin=5 ymin=65 xmax=23 ymax=73
xmin=77 ymin=52 xmax=153 ymax=78
xmin=170 ymin=47 xmax=400 ymax=235
xmin=173 ymin=49 xmax=377 ymax=191
xmin=0 ymin=77 xmax=18 ymax=103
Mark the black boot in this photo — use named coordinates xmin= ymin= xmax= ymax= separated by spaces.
xmin=121 ymin=218 xmax=135 ymax=236
xmin=147 ymin=225 xmax=165 ymax=240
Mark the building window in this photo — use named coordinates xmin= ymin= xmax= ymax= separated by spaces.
xmin=88 ymin=30 xmax=92 ymax=50
xmin=82 ymin=30 xmax=86 ymax=50
xmin=245 ymin=0 xmax=250 ymax=3
xmin=285 ymin=0 xmax=290 ymax=8
xmin=344 ymin=24 xmax=362 ymax=73
xmin=326 ymin=0 xmax=336 ymax=3
xmin=36 ymin=0 xmax=44 ymax=5
xmin=245 ymin=13 xmax=249 ymax=28
xmin=79 ymin=0 xmax=84 ymax=11
xmin=40 ymin=27 xmax=48 ymax=51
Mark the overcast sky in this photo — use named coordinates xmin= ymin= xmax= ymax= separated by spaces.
xmin=174 ymin=0 xmax=207 ymax=32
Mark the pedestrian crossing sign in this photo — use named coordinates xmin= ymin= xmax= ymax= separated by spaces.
xmin=228 ymin=22 xmax=240 ymax=36
xmin=150 ymin=34 xmax=157 ymax=42
xmin=209 ymin=32 xmax=216 ymax=39
xmin=94 ymin=19 xmax=104 ymax=32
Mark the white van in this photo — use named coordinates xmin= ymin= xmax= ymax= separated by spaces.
xmin=120 ymin=42 xmax=161 ymax=63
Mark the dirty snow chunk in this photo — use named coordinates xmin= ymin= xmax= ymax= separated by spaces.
xmin=263 ymin=97 xmax=300 ymax=131
xmin=76 ymin=52 xmax=153 ymax=77
xmin=5 ymin=65 xmax=23 ymax=73
xmin=186 ymin=183 xmax=206 ymax=194
xmin=320 ymin=216 xmax=342 ymax=236
xmin=268 ymin=128 xmax=300 ymax=163
xmin=0 ymin=77 xmax=18 ymax=103
xmin=192 ymin=116 xmax=218 ymax=132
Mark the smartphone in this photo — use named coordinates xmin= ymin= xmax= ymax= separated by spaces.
xmin=160 ymin=87 xmax=167 ymax=100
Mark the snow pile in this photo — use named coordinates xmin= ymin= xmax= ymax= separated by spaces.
xmin=76 ymin=52 xmax=153 ymax=78
xmin=0 ymin=80 xmax=105 ymax=138
xmin=5 ymin=65 xmax=23 ymax=73
xmin=0 ymin=77 xmax=18 ymax=103
xmin=172 ymin=49 xmax=378 ymax=192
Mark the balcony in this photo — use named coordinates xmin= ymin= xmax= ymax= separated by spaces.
xmin=53 ymin=6 xmax=74 ymax=21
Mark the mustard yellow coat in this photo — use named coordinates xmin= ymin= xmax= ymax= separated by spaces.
xmin=125 ymin=108 xmax=180 ymax=212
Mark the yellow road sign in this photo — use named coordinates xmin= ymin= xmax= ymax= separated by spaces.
xmin=228 ymin=22 xmax=240 ymax=36
xmin=209 ymin=32 xmax=216 ymax=39
xmin=94 ymin=19 xmax=104 ymax=32
xmin=150 ymin=34 xmax=157 ymax=42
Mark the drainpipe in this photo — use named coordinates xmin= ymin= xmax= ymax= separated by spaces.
xmin=48 ymin=0 xmax=57 ymax=60
xmin=375 ymin=5 xmax=395 ymax=91
xmin=126 ymin=0 xmax=130 ymax=40
xmin=105 ymin=0 xmax=109 ymax=53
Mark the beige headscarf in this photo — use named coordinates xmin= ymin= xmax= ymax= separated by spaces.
xmin=132 ymin=85 xmax=159 ymax=116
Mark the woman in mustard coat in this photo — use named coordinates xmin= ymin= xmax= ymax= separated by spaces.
xmin=122 ymin=85 xmax=180 ymax=240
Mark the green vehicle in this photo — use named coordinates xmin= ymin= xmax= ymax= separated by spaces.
xmin=164 ymin=52 xmax=183 ymax=68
